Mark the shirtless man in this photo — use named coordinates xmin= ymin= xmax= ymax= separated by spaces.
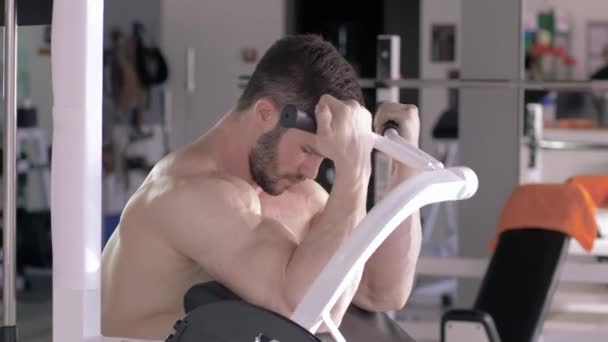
xmin=101 ymin=34 xmax=421 ymax=340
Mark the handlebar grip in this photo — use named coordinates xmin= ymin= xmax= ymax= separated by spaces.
xmin=382 ymin=121 xmax=400 ymax=136
xmin=280 ymin=105 xmax=401 ymax=138
xmin=279 ymin=105 xmax=317 ymax=134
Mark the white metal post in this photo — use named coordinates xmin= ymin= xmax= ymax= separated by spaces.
xmin=51 ymin=0 xmax=104 ymax=341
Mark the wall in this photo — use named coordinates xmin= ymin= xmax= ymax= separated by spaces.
xmin=161 ymin=0 xmax=286 ymax=149
xmin=0 ymin=27 xmax=52 ymax=143
xmin=524 ymin=0 xmax=608 ymax=79
xmin=19 ymin=26 xmax=53 ymax=142
xmin=419 ymin=0 xmax=461 ymax=152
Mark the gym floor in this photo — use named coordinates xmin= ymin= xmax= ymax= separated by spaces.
xmin=0 ymin=272 xmax=52 ymax=342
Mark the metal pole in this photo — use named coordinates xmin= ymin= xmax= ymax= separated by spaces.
xmin=364 ymin=78 xmax=608 ymax=91
xmin=537 ymin=139 xmax=608 ymax=151
xmin=239 ymin=76 xmax=608 ymax=92
xmin=2 ymin=0 xmax=18 ymax=339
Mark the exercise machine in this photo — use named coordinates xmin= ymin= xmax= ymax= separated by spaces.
xmin=0 ymin=1 xmax=477 ymax=341
xmin=52 ymin=3 xmax=480 ymax=338
xmin=165 ymin=105 xmax=478 ymax=341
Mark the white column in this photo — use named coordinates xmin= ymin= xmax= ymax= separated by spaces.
xmin=51 ymin=0 xmax=104 ymax=340
xmin=458 ymin=0 xmax=524 ymax=306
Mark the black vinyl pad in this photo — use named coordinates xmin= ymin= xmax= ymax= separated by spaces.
xmin=474 ymin=229 xmax=569 ymax=342
xmin=179 ymin=282 xmax=416 ymax=342
xmin=169 ymin=300 xmax=320 ymax=342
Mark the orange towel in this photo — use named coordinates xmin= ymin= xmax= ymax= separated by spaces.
xmin=567 ymin=174 xmax=608 ymax=208
xmin=545 ymin=118 xmax=599 ymax=129
xmin=491 ymin=183 xmax=598 ymax=252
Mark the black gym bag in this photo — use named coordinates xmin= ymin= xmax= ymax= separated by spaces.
xmin=132 ymin=22 xmax=169 ymax=87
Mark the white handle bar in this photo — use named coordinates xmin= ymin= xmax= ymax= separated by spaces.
xmin=290 ymin=129 xmax=478 ymax=341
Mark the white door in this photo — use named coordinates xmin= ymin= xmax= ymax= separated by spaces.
xmin=161 ymin=0 xmax=286 ymax=149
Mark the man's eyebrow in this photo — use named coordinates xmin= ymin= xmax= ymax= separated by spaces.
xmin=305 ymin=145 xmax=324 ymax=157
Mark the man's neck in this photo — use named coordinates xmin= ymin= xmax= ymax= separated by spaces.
xmin=202 ymin=112 xmax=261 ymax=193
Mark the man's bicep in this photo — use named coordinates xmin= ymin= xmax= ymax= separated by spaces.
xmin=160 ymin=184 xmax=298 ymax=312
xmin=217 ymin=216 xmax=300 ymax=312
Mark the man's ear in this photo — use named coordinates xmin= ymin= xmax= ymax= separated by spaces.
xmin=253 ymin=97 xmax=279 ymax=127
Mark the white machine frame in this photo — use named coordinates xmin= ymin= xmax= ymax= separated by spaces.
xmin=290 ymin=132 xmax=477 ymax=341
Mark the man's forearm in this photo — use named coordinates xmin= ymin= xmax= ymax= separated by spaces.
xmin=354 ymin=166 xmax=422 ymax=311
xmin=283 ymin=169 xmax=370 ymax=311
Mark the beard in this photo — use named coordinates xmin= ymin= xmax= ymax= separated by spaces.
xmin=249 ymin=125 xmax=302 ymax=196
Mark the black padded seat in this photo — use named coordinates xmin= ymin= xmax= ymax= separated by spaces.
xmin=175 ymin=281 xmax=416 ymax=342
xmin=442 ymin=228 xmax=570 ymax=342
xmin=474 ymin=229 xmax=569 ymax=342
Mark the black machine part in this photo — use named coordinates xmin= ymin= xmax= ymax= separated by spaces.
xmin=169 ymin=281 xmax=319 ymax=342
xmin=167 ymin=300 xmax=320 ymax=342
xmin=0 ymin=326 xmax=17 ymax=342
xmin=279 ymin=104 xmax=317 ymax=134
xmin=441 ymin=309 xmax=501 ymax=342
xmin=279 ymin=104 xmax=401 ymax=136
xmin=0 ymin=0 xmax=53 ymax=26
xmin=168 ymin=281 xmax=416 ymax=342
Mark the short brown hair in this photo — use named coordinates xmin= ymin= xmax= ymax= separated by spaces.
xmin=237 ymin=34 xmax=364 ymax=115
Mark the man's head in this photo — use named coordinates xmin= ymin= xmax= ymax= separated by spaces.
xmin=236 ymin=34 xmax=363 ymax=195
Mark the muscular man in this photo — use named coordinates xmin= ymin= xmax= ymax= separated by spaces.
xmin=101 ymin=34 xmax=421 ymax=340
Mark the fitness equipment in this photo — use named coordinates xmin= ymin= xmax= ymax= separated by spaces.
xmin=439 ymin=170 xmax=608 ymax=342
xmin=441 ymin=228 xmax=571 ymax=342
xmin=42 ymin=10 xmax=477 ymax=339
xmin=165 ymin=105 xmax=478 ymax=341
xmin=175 ymin=281 xmax=416 ymax=342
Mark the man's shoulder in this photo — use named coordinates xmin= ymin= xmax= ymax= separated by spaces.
xmin=172 ymin=173 xmax=257 ymax=205
xmin=139 ymin=174 xmax=262 ymax=243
